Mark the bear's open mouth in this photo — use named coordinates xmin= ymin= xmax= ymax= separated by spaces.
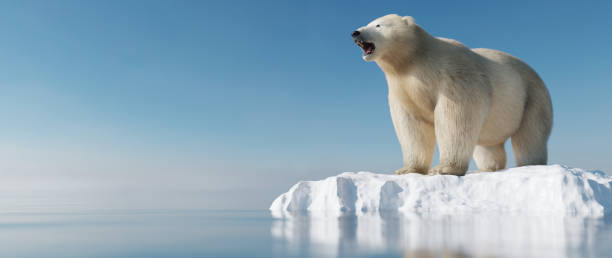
xmin=355 ymin=40 xmax=375 ymax=55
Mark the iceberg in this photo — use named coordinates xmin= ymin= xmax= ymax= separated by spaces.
xmin=270 ymin=165 xmax=612 ymax=218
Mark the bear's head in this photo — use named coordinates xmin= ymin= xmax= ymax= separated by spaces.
xmin=352 ymin=14 xmax=418 ymax=62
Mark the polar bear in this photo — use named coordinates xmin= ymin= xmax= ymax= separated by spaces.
xmin=352 ymin=14 xmax=553 ymax=176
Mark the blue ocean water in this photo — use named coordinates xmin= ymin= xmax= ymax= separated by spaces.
xmin=0 ymin=210 xmax=611 ymax=258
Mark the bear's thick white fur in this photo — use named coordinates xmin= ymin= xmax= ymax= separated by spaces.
xmin=353 ymin=14 xmax=553 ymax=176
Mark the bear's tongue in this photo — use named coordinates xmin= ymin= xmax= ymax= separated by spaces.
xmin=361 ymin=42 xmax=375 ymax=55
xmin=356 ymin=40 xmax=375 ymax=55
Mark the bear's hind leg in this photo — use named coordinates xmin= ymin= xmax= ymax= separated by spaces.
xmin=473 ymin=143 xmax=506 ymax=172
xmin=511 ymin=130 xmax=548 ymax=166
xmin=512 ymin=136 xmax=547 ymax=166
xmin=511 ymin=81 xmax=552 ymax=166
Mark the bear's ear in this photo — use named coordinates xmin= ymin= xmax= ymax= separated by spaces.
xmin=403 ymin=16 xmax=415 ymax=25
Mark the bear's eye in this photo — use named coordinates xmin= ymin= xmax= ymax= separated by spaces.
xmin=376 ymin=24 xmax=381 ymax=28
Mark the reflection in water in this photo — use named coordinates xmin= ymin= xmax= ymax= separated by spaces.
xmin=271 ymin=212 xmax=612 ymax=258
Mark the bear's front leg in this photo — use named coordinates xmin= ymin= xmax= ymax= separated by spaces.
xmin=389 ymin=97 xmax=435 ymax=175
xmin=430 ymin=95 xmax=488 ymax=176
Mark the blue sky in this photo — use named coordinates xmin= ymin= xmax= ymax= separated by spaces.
xmin=1 ymin=0 xmax=611 ymax=209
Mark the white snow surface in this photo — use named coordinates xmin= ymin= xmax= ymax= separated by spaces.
xmin=270 ymin=165 xmax=612 ymax=218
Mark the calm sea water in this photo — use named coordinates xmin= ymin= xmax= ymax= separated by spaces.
xmin=0 ymin=210 xmax=611 ymax=258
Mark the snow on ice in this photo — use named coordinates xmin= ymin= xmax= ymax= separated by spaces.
xmin=270 ymin=165 xmax=612 ymax=218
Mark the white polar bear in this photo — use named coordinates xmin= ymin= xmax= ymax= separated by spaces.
xmin=352 ymin=14 xmax=553 ymax=176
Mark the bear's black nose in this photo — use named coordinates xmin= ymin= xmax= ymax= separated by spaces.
xmin=351 ymin=30 xmax=360 ymax=38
